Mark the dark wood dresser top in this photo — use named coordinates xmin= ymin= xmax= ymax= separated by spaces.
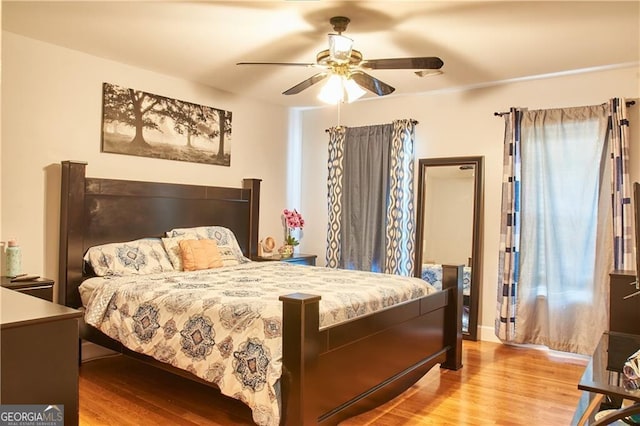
xmin=0 ymin=287 xmax=81 ymax=329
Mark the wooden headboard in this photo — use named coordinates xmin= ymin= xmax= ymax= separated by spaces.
xmin=58 ymin=161 xmax=261 ymax=308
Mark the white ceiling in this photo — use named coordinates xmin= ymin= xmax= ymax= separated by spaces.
xmin=3 ymin=1 xmax=639 ymax=108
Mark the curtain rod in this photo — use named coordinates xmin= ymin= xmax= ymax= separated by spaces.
xmin=494 ymin=100 xmax=637 ymax=117
xmin=325 ymin=119 xmax=419 ymax=132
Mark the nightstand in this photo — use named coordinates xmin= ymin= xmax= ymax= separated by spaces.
xmin=1 ymin=276 xmax=54 ymax=302
xmin=253 ymin=253 xmax=317 ymax=266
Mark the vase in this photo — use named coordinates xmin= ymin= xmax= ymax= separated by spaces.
xmin=279 ymin=244 xmax=294 ymax=258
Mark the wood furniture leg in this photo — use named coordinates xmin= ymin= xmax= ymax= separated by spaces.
xmin=576 ymin=393 xmax=604 ymax=426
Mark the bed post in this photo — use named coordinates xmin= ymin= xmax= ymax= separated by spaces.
xmin=243 ymin=178 xmax=261 ymax=260
xmin=279 ymin=293 xmax=321 ymax=425
xmin=58 ymin=161 xmax=87 ymax=308
xmin=440 ymin=264 xmax=463 ymax=370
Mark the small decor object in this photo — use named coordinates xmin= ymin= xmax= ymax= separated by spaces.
xmin=101 ymin=82 xmax=232 ymax=166
xmin=278 ymin=244 xmax=294 ymax=258
xmin=5 ymin=238 xmax=21 ymax=277
xmin=281 ymin=209 xmax=304 ymax=257
xmin=259 ymin=236 xmax=276 ymax=257
xmin=282 ymin=209 xmax=305 ymax=246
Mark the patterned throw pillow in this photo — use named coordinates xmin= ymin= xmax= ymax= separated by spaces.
xmin=165 ymin=226 xmax=248 ymax=264
xmin=84 ymin=238 xmax=175 ymax=276
xmin=162 ymin=233 xmax=199 ymax=271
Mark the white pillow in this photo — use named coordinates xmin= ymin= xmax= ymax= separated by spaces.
xmin=84 ymin=238 xmax=174 ymax=276
xmin=161 ymin=233 xmax=197 ymax=271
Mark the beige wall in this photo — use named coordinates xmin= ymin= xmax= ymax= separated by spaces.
xmin=1 ymin=32 xmax=291 ymax=289
xmin=298 ymin=65 xmax=640 ymax=341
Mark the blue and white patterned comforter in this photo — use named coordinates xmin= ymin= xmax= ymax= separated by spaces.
xmin=81 ymin=261 xmax=437 ymax=426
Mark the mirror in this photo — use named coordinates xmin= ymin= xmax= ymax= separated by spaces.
xmin=415 ymin=156 xmax=484 ymax=340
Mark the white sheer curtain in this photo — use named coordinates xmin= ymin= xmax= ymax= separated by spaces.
xmin=515 ymin=105 xmax=611 ymax=354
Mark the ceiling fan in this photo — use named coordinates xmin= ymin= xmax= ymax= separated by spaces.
xmin=237 ymin=16 xmax=444 ymax=101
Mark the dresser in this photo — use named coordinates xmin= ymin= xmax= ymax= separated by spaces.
xmin=0 ymin=288 xmax=82 ymax=426
xmin=609 ymin=270 xmax=640 ymax=335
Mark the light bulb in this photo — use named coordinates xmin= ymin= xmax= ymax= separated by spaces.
xmin=318 ymin=74 xmax=344 ymax=104
xmin=318 ymin=74 xmax=366 ymax=105
xmin=343 ymin=78 xmax=366 ymax=103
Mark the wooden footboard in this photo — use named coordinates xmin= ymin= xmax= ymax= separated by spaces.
xmin=279 ymin=264 xmax=463 ymax=425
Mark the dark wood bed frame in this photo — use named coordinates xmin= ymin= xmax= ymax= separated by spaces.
xmin=58 ymin=160 xmax=463 ymax=425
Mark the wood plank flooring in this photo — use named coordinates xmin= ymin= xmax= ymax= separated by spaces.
xmin=79 ymin=340 xmax=588 ymax=425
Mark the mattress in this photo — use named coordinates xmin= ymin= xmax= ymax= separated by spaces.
xmin=80 ymin=261 xmax=437 ymax=426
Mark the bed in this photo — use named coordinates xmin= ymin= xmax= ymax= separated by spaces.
xmin=58 ymin=160 xmax=463 ymax=425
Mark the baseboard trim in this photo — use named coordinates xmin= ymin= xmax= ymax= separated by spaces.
xmin=478 ymin=325 xmax=501 ymax=343
xmin=476 ymin=325 xmax=589 ymax=361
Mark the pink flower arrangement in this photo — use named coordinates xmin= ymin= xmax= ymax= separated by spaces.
xmin=283 ymin=209 xmax=304 ymax=246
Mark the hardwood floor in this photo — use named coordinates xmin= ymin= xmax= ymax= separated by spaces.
xmin=79 ymin=340 xmax=588 ymax=425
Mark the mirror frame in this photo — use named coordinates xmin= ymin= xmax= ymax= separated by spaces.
xmin=414 ymin=156 xmax=484 ymax=341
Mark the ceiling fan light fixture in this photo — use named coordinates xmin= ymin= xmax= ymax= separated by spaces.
xmin=328 ymin=34 xmax=353 ymax=63
xmin=317 ymin=74 xmax=344 ymax=104
xmin=317 ymin=74 xmax=365 ymax=105
xmin=343 ymin=77 xmax=366 ymax=102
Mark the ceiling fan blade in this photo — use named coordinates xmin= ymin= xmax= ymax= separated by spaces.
xmin=236 ymin=62 xmax=317 ymax=67
xmin=283 ymin=73 xmax=328 ymax=95
xmin=360 ymin=57 xmax=444 ymax=70
xmin=350 ymin=71 xmax=395 ymax=96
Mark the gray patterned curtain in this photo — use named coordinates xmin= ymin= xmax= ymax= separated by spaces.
xmin=495 ymin=108 xmax=522 ymax=341
xmin=608 ymin=98 xmax=634 ymax=271
xmin=325 ymin=126 xmax=346 ymax=268
xmin=384 ymin=119 xmax=416 ymax=276
xmin=325 ymin=119 xmax=416 ymax=275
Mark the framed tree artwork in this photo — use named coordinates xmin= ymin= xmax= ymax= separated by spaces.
xmin=101 ymin=82 xmax=232 ymax=166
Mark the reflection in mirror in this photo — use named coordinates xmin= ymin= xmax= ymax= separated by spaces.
xmin=415 ymin=157 xmax=484 ymax=340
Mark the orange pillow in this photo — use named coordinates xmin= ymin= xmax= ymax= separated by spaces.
xmin=178 ymin=239 xmax=224 ymax=271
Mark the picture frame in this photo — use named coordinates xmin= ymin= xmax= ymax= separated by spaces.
xmin=101 ymin=82 xmax=232 ymax=166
